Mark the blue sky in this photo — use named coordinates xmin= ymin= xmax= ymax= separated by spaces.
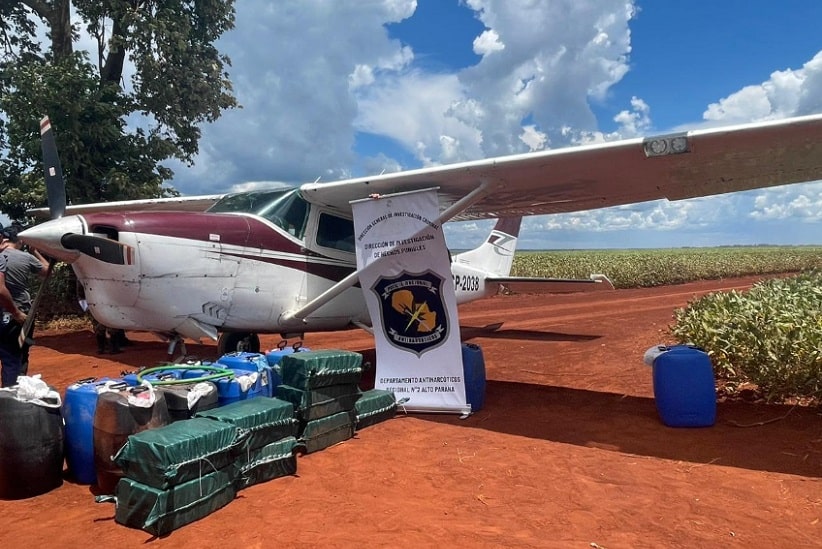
xmin=102 ymin=2 xmax=822 ymax=248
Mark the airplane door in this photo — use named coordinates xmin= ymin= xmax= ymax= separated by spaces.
xmin=295 ymin=207 xmax=368 ymax=329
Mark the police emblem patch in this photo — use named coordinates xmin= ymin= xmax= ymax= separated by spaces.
xmin=372 ymin=270 xmax=450 ymax=356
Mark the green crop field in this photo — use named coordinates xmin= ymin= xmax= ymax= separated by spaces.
xmin=510 ymin=247 xmax=822 ymax=403
xmin=509 ymin=246 xmax=822 ymax=288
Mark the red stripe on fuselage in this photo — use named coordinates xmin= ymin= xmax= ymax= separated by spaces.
xmin=80 ymin=211 xmax=355 ymax=281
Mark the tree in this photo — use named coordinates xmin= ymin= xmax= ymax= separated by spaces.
xmin=0 ymin=0 xmax=238 ymax=221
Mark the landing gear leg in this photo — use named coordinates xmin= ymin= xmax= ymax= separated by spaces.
xmin=167 ymin=335 xmax=188 ymax=363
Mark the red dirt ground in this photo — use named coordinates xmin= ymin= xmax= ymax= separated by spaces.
xmin=1 ymin=275 xmax=821 ymax=548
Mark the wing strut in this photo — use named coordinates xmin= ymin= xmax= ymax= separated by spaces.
xmin=280 ymin=181 xmax=493 ymax=324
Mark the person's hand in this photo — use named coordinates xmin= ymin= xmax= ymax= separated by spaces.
xmin=12 ymin=310 xmax=26 ymax=325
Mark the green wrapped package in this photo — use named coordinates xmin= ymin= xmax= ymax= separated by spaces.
xmin=276 ymin=383 xmax=361 ymax=421
xmin=235 ymin=436 xmax=299 ymax=490
xmin=111 ymin=467 xmax=236 ymax=536
xmin=113 ymin=417 xmax=243 ymax=490
xmin=354 ymin=389 xmax=398 ymax=430
xmin=195 ymin=397 xmax=297 ymax=450
xmin=280 ymin=350 xmax=363 ymax=390
xmin=299 ymin=410 xmax=355 ymax=454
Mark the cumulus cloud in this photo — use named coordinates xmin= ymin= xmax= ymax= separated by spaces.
xmin=703 ymin=51 xmax=822 ymax=124
xmin=473 ymin=29 xmax=505 ymax=56
xmin=148 ymin=1 xmax=822 ymax=248
xmin=178 ymin=0 xmax=638 ymax=194
xmin=749 ymin=182 xmax=822 ymax=222
xmin=168 ymin=0 xmax=421 ymax=193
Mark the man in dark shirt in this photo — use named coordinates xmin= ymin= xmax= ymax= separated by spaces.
xmin=0 ymin=226 xmax=50 ymax=386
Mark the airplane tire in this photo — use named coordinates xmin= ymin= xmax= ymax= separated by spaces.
xmin=217 ymin=332 xmax=261 ymax=355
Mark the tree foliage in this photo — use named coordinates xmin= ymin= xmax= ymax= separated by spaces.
xmin=0 ymin=0 xmax=238 ymax=221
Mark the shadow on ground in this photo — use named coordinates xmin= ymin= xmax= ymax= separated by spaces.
xmin=419 ymin=379 xmax=822 ymax=478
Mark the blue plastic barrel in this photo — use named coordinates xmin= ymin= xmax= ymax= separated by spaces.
xmin=122 ymin=369 xmax=182 ymax=386
xmin=461 ymin=343 xmax=487 ymax=412
xmin=180 ymin=366 xmax=253 ymax=406
xmin=265 ymin=342 xmax=309 ymax=390
xmin=265 ymin=341 xmax=310 ymax=367
xmin=651 ymin=345 xmax=717 ymax=427
xmin=217 ymin=352 xmax=276 ymax=397
xmin=63 ymin=377 xmax=113 ymax=484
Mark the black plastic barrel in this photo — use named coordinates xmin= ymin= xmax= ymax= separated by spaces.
xmin=0 ymin=389 xmax=64 ymax=499
xmin=92 ymin=385 xmax=170 ymax=494
xmin=157 ymin=381 xmax=219 ymax=422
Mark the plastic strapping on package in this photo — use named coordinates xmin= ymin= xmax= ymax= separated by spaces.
xmin=0 ymin=374 xmax=61 ymax=408
xmin=127 ymin=381 xmax=157 ymax=408
xmin=187 ymin=382 xmax=216 ymax=409
xmin=235 ymin=372 xmax=258 ymax=391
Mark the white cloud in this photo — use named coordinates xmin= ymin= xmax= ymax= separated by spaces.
xmin=749 ymin=182 xmax=822 ymax=222
xmin=169 ymin=0 xmax=420 ymax=192
xmin=519 ymin=125 xmax=548 ymax=151
xmin=151 ymin=1 xmax=821 ymax=248
xmin=612 ymin=96 xmax=651 ymax=136
xmin=703 ymin=51 xmax=822 ymax=124
xmin=450 ymin=0 xmax=636 ymax=157
xmin=167 ymin=0 xmax=638 ymax=192
xmin=473 ymin=29 xmax=505 ymax=56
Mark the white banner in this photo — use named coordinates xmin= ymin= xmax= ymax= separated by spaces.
xmin=351 ymin=188 xmax=468 ymax=414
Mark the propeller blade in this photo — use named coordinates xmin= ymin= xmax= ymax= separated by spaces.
xmin=61 ymin=233 xmax=134 ymax=265
xmin=21 ymin=118 xmax=72 ymax=348
xmin=18 ymin=259 xmax=55 ymax=348
xmin=39 ymin=116 xmax=67 ymax=220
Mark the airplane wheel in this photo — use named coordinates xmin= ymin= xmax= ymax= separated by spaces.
xmin=217 ymin=332 xmax=261 ymax=355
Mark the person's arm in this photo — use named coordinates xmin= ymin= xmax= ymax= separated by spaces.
xmin=30 ymin=248 xmax=51 ymax=277
xmin=0 ymin=272 xmax=26 ymax=324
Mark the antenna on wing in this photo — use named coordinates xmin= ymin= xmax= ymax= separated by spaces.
xmin=314 ymin=176 xmax=321 ymax=183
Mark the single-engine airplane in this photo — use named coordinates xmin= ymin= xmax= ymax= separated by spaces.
xmin=20 ymin=114 xmax=822 ymax=354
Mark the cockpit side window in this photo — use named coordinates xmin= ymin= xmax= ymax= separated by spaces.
xmin=316 ymin=212 xmax=355 ymax=253
xmin=208 ymin=188 xmax=309 ymax=239
xmin=260 ymin=192 xmax=308 ymax=238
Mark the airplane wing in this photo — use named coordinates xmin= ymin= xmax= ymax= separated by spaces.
xmin=300 ymin=114 xmax=822 ymax=221
xmin=27 ymin=194 xmax=225 ymax=219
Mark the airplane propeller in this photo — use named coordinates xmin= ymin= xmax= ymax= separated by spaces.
xmin=61 ymin=233 xmax=133 ymax=265
xmin=16 ymin=117 xmax=135 ymax=349
xmin=16 ymin=116 xmax=63 ymax=347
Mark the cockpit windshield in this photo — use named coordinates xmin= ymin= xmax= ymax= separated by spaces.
xmin=207 ymin=188 xmax=309 ymax=238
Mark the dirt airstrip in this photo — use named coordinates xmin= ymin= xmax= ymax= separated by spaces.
xmin=1 ymin=275 xmax=820 ymax=548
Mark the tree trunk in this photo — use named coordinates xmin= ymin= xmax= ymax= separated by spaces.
xmin=21 ymin=0 xmax=73 ymax=57
xmin=101 ymin=14 xmax=126 ymax=86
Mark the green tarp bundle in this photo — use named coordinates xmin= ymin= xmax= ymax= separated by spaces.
xmin=276 ymin=383 xmax=361 ymax=421
xmin=280 ymin=350 xmax=363 ymax=390
xmin=235 ymin=436 xmax=299 ymax=490
xmin=195 ymin=397 xmax=297 ymax=451
xmin=110 ymin=467 xmax=236 ymax=536
xmin=300 ymin=411 xmax=355 ymax=454
xmin=354 ymin=389 xmax=399 ymax=431
xmin=113 ymin=417 xmax=244 ymax=490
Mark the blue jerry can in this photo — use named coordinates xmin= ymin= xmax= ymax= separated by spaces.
xmin=649 ymin=345 xmax=717 ymax=428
